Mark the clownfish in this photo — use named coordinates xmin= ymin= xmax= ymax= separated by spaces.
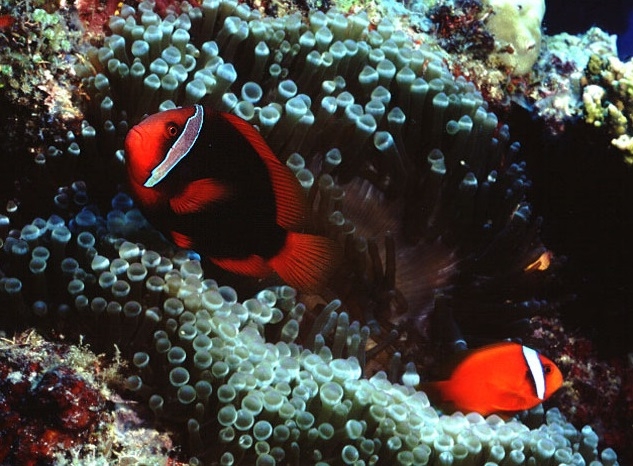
xmin=421 ymin=342 xmax=563 ymax=415
xmin=124 ymin=104 xmax=338 ymax=291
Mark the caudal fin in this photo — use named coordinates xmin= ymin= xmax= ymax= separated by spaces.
xmin=268 ymin=232 xmax=340 ymax=292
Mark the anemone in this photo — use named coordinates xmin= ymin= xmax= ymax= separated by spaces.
xmin=69 ymin=0 xmax=561 ymax=365
xmin=0 ymin=199 xmax=620 ymax=464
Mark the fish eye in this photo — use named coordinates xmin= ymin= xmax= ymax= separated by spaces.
xmin=166 ymin=122 xmax=179 ymax=137
xmin=543 ymin=364 xmax=552 ymax=374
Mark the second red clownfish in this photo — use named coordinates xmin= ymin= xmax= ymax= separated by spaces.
xmin=124 ymin=104 xmax=337 ymax=291
xmin=422 ymin=342 xmax=563 ymax=415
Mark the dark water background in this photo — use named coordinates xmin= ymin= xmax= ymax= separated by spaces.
xmin=544 ymin=0 xmax=633 ymax=59
xmin=509 ymin=0 xmax=633 ymax=355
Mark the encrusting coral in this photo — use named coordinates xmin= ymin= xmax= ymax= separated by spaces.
xmin=0 ymin=333 xmax=110 ymax=465
xmin=581 ymin=52 xmax=633 ymax=163
xmin=481 ymin=0 xmax=546 ymax=76
xmin=0 ymin=0 xmax=623 ymax=463
xmin=0 ymin=2 xmax=84 ymax=164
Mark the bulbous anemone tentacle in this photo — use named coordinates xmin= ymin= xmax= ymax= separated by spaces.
xmin=68 ymin=0 xmax=563 ymax=371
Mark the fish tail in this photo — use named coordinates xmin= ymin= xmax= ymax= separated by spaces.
xmin=268 ymin=232 xmax=339 ymax=292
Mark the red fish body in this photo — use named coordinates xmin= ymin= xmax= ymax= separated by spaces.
xmin=124 ymin=105 xmax=336 ymax=291
xmin=422 ymin=342 xmax=563 ymax=415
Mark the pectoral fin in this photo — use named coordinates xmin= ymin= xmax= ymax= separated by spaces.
xmin=170 ymin=178 xmax=230 ymax=215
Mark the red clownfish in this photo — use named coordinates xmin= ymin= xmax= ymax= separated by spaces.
xmin=124 ymin=104 xmax=337 ymax=291
xmin=422 ymin=342 xmax=563 ymax=415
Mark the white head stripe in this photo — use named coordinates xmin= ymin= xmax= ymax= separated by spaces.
xmin=522 ymin=345 xmax=545 ymax=400
xmin=145 ymin=104 xmax=204 ymax=187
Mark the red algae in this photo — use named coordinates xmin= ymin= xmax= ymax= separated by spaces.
xmin=37 ymin=366 xmax=104 ymax=431
xmin=75 ymin=0 xmax=122 ymax=37
xmin=0 ymin=333 xmax=109 ymax=465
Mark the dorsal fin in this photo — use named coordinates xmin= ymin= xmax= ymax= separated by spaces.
xmin=220 ymin=112 xmax=307 ymax=230
xmin=431 ymin=341 xmax=518 ymax=380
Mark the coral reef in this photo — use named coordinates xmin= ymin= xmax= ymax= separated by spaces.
xmin=0 ymin=6 xmax=76 ymax=110
xmin=0 ymin=2 xmax=83 ymax=141
xmin=0 ymin=332 xmax=191 ymax=465
xmin=581 ymin=52 xmax=633 ymax=163
xmin=0 ymin=0 xmax=628 ymax=463
xmin=528 ymin=26 xmax=617 ymax=135
xmin=526 ymin=316 xmax=633 ymax=459
xmin=414 ymin=4 xmax=622 ymax=139
xmin=428 ymin=0 xmax=494 ymax=61
xmin=0 ymin=333 xmax=110 ymax=465
xmin=482 ymin=0 xmax=546 ymax=75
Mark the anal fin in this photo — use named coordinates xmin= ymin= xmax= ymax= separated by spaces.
xmin=171 ymin=230 xmax=195 ymax=250
xmin=210 ymin=255 xmax=274 ymax=278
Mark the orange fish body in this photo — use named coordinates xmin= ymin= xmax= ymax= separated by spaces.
xmin=422 ymin=342 xmax=563 ymax=415
xmin=124 ymin=105 xmax=336 ymax=291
